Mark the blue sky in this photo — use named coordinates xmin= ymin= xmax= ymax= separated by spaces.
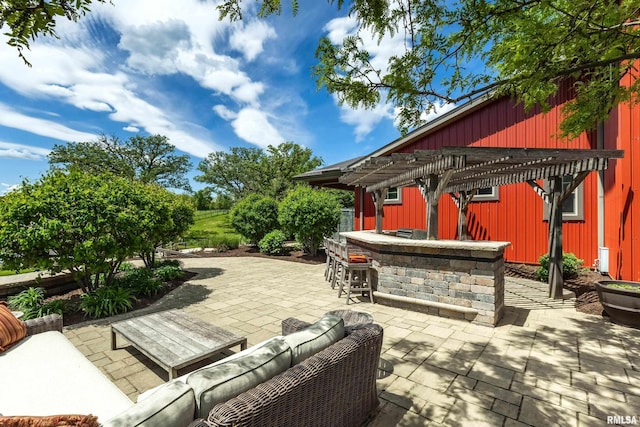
xmin=0 ymin=0 xmax=454 ymax=194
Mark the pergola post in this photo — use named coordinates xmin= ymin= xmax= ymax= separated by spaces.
xmin=426 ymin=175 xmax=439 ymax=239
xmin=548 ymin=177 xmax=564 ymax=299
xmin=371 ymin=188 xmax=388 ymax=234
xmin=451 ymin=190 xmax=477 ymax=241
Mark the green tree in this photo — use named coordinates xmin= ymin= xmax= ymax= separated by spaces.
xmin=212 ymin=193 xmax=233 ymax=210
xmin=195 ymin=146 xmax=264 ymax=201
xmin=1 ymin=0 xmax=109 ymax=65
xmin=219 ymin=0 xmax=640 ymax=138
xmin=0 ymin=170 xmax=186 ymax=292
xmin=49 ymin=134 xmax=193 ymax=191
xmin=325 ymin=188 xmax=355 ymax=208
xmin=195 ymin=142 xmax=322 ymax=201
xmin=230 ymin=194 xmax=280 ymax=244
xmin=279 ymin=186 xmax=341 ymax=257
xmin=193 ymin=189 xmax=213 ymax=211
xmin=263 ymin=142 xmax=324 ymax=200
xmin=137 ymin=186 xmax=195 ymax=268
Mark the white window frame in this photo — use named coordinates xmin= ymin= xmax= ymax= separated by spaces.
xmin=384 ymin=187 xmax=402 ymax=205
xmin=543 ymin=175 xmax=584 ymax=221
xmin=471 ymin=187 xmax=500 ymax=202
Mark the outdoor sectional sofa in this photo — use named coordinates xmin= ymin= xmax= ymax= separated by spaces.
xmin=0 ymin=312 xmax=384 ymax=427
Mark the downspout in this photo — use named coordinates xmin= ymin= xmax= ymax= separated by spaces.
xmin=359 ymin=186 xmax=365 ymax=231
xmin=597 ymin=122 xmax=605 ymax=249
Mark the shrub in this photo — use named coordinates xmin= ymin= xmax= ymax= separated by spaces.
xmin=535 ymin=252 xmax=584 ymax=282
xmin=259 ymin=230 xmax=287 ymax=255
xmin=153 ymin=265 xmax=183 ymax=281
xmin=153 ymin=259 xmax=181 ymax=268
xmin=7 ymin=287 xmax=65 ymax=320
xmin=80 ymin=286 xmax=136 ymax=318
xmin=230 ymin=194 xmax=279 ymax=244
xmin=279 ymin=187 xmax=341 ymax=256
xmin=115 ymin=267 xmax=163 ymax=297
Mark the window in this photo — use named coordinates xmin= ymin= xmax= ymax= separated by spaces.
xmin=471 ymin=187 xmax=499 ymax=202
xmin=543 ymin=175 xmax=584 ymax=221
xmin=384 ymin=187 xmax=402 ymax=204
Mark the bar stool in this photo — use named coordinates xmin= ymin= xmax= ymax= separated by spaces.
xmin=323 ymin=237 xmax=333 ymax=281
xmin=336 ymin=243 xmax=374 ymax=304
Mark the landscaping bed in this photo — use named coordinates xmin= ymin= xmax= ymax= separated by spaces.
xmin=505 ymin=263 xmax=607 ymax=316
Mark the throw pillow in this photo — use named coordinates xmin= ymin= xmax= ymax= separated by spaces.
xmin=0 ymin=302 xmax=26 ymax=352
xmin=0 ymin=414 xmax=99 ymax=427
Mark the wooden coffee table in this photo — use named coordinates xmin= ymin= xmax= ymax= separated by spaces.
xmin=111 ymin=309 xmax=247 ymax=379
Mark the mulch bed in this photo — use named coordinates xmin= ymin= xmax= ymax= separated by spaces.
xmin=504 ymin=263 xmax=606 ymax=316
xmin=45 ymin=271 xmax=198 ymax=327
xmin=189 ymin=245 xmax=327 ymax=264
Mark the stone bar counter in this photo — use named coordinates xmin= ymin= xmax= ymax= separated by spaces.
xmin=341 ymin=231 xmax=511 ymax=327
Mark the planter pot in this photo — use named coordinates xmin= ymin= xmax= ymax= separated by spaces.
xmin=595 ymin=281 xmax=640 ymax=328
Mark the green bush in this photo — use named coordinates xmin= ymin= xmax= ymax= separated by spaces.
xmin=80 ymin=286 xmax=136 ymax=318
xmin=153 ymin=259 xmax=181 ymax=268
xmin=153 ymin=265 xmax=183 ymax=281
xmin=230 ymin=194 xmax=279 ymax=244
xmin=258 ymin=230 xmax=287 ymax=255
xmin=7 ymin=287 xmax=65 ymax=320
xmin=535 ymin=253 xmax=584 ymax=282
xmin=114 ymin=267 xmax=163 ymax=297
xmin=279 ymin=187 xmax=341 ymax=257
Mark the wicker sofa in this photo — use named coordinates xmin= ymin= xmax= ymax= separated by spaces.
xmin=0 ymin=313 xmax=383 ymax=427
xmin=190 ymin=318 xmax=384 ymax=427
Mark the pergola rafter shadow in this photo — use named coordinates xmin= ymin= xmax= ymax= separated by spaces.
xmin=339 ymin=147 xmax=624 ymax=299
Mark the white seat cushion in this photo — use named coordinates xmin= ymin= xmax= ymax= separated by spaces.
xmin=283 ymin=314 xmax=345 ymax=365
xmin=186 ymin=336 xmax=291 ymax=417
xmin=103 ymin=381 xmax=195 ymax=427
xmin=0 ymin=331 xmax=133 ymax=421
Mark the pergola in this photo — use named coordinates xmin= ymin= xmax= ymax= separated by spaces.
xmin=339 ymin=147 xmax=624 ymax=299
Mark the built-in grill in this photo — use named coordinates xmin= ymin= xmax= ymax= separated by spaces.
xmin=396 ymin=228 xmax=428 ymax=240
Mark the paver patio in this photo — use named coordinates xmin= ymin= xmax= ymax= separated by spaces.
xmin=58 ymin=257 xmax=639 ymax=426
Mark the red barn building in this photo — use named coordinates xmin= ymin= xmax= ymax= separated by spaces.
xmin=311 ymin=80 xmax=638 ymax=281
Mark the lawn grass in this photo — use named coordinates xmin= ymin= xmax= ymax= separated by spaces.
xmin=0 ymin=268 xmax=36 ymax=276
xmin=182 ymin=210 xmax=242 ymax=249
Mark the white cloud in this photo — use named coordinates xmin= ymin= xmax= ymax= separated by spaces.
xmin=338 ymin=100 xmax=395 ymax=142
xmin=229 ymin=108 xmax=284 ymax=148
xmin=229 ymin=20 xmax=277 ymax=61
xmin=0 ymin=103 xmax=96 ymax=142
xmin=421 ymin=102 xmax=457 ymax=122
xmin=0 ymin=183 xmax=20 ymax=195
xmin=118 ymin=19 xmax=192 ymax=74
xmin=213 ymin=105 xmax=237 ymax=120
xmin=0 ymin=0 xmax=295 ymax=158
xmin=0 ymin=141 xmax=49 ymax=161
xmin=0 ymin=40 xmax=218 ymax=157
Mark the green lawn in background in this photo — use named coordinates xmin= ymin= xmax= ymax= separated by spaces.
xmin=182 ymin=210 xmax=242 ymax=249
xmin=0 ymin=268 xmax=36 ymax=276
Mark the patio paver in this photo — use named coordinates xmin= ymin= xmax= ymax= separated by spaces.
xmin=60 ymin=257 xmax=640 ymax=426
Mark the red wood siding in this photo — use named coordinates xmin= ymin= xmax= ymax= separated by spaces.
xmin=359 ymin=81 xmax=605 ymax=266
xmin=604 ymin=73 xmax=640 ymax=280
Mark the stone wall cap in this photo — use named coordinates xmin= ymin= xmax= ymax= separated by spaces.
xmin=341 ymin=231 xmax=511 ymax=251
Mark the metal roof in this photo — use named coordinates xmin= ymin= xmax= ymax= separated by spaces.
xmin=340 ymin=147 xmax=624 ymax=193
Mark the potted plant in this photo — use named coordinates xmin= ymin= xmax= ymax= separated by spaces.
xmin=595 ymin=280 xmax=640 ymax=328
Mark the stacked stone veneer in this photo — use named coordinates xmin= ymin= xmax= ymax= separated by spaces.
xmin=343 ymin=232 xmax=510 ymax=327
